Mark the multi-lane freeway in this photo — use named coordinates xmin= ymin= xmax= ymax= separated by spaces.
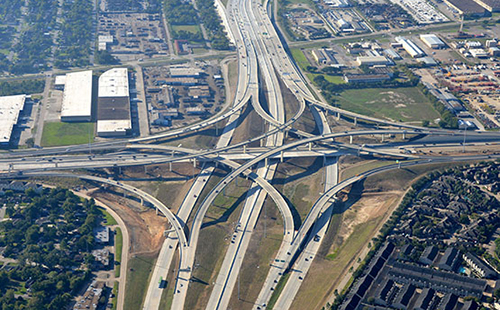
xmin=2 ymin=0 xmax=500 ymax=308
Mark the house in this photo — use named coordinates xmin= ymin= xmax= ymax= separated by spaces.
xmin=419 ymin=246 xmax=439 ymax=265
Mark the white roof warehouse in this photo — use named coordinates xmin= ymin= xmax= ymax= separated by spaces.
xmin=61 ymin=70 xmax=93 ymax=122
xmin=0 ymin=95 xmax=26 ymax=145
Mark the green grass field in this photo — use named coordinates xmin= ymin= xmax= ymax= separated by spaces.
xmin=115 ymin=228 xmax=123 ymax=278
xmin=291 ymin=48 xmax=310 ymax=71
xmin=171 ymin=24 xmax=202 ymax=35
xmin=333 ymin=87 xmax=440 ymax=123
xmin=111 ymin=281 xmax=118 ymax=310
xmin=99 ymin=207 xmax=118 ymax=226
xmin=124 ymin=255 xmax=156 ymax=310
xmin=307 ymin=73 xmax=345 ymax=84
xmin=41 ymin=121 xmax=94 ymax=147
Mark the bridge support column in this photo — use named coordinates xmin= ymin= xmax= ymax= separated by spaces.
xmin=169 ymin=162 xmax=172 ymax=172
xmin=354 ymin=117 xmax=357 ymax=126
xmin=280 ymin=151 xmax=284 ymax=162
xmin=285 ymin=130 xmax=288 ymax=139
xmin=118 ymin=166 xmax=122 ymax=174
xmin=156 ymin=208 xmax=159 ymax=215
xmin=381 ymin=134 xmax=384 ymax=142
xmin=265 ymin=157 xmax=268 ymax=166
xmin=349 ymin=135 xmax=353 ymax=144
xmin=144 ymin=165 xmax=147 ymax=174
xmin=402 ymin=131 xmax=406 ymax=140
xmin=171 ymin=150 xmax=175 ymax=156
xmin=308 ymin=142 xmax=312 ymax=151
xmin=260 ymin=138 xmax=264 ymax=147
xmin=336 ymin=112 xmax=341 ymax=121
xmin=193 ymin=158 xmax=197 ymax=168
xmin=140 ymin=198 xmax=144 ymax=206
xmin=243 ymin=145 xmax=247 ymax=154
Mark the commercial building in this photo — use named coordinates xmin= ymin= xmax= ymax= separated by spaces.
xmin=61 ymin=70 xmax=93 ymax=122
xmin=169 ymin=67 xmax=204 ymax=78
xmin=470 ymin=48 xmax=489 ymax=58
xmin=420 ymin=34 xmax=446 ymax=49
xmin=472 ymin=0 xmax=500 ymax=11
xmin=97 ymin=68 xmax=132 ymax=137
xmin=395 ymin=36 xmax=425 ymax=58
xmin=443 ymin=0 xmax=488 ymax=17
xmin=356 ymin=55 xmax=392 ymax=66
xmin=0 ymin=95 xmax=26 ymax=146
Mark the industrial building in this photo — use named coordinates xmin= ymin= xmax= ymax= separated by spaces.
xmin=356 ymin=55 xmax=392 ymax=66
xmin=472 ymin=0 xmax=500 ymax=11
xmin=61 ymin=70 xmax=93 ymax=122
xmin=420 ymin=34 xmax=446 ymax=49
xmin=311 ymin=49 xmax=337 ymax=65
xmin=0 ymin=95 xmax=26 ymax=146
xmin=395 ymin=36 xmax=425 ymax=58
xmin=443 ymin=0 xmax=488 ymax=17
xmin=97 ymin=68 xmax=132 ymax=137
xmin=169 ymin=67 xmax=204 ymax=78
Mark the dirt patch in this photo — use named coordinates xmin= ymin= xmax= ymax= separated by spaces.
xmin=230 ymin=103 xmax=265 ymax=146
xmin=90 ymin=191 xmax=167 ymax=255
xmin=290 ymin=191 xmax=402 ymax=310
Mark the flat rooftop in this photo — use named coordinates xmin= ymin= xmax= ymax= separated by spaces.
xmin=98 ymin=68 xmax=129 ymax=97
xmin=0 ymin=95 xmax=26 ymax=144
xmin=61 ymin=70 xmax=93 ymax=120
xmin=97 ymin=119 xmax=131 ymax=135
xmin=445 ymin=0 xmax=487 ymax=13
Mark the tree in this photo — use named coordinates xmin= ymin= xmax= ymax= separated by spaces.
xmin=95 ymin=50 xmax=119 ymax=65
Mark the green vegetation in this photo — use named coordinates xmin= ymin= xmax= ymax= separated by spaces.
xmin=41 ymin=121 xmax=94 ymax=147
xmin=99 ymin=208 xmax=118 ymax=226
xmin=54 ymin=0 xmax=93 ymax=68
xmin=171 ymin=25 xmax=202 ymax=34
xmin=115 ymin=228 xmax=123 ymax=278
xmin=164 ymin=0 xmax=198 ymax=25
xmin=196 ymin=0 xmax=230 ymax=49
xmin=307 ymin=73 xmax=345 ymax=84
xmin=332 ymin=87 xmax=439 ymax=123
xmin=95 ymin=50 xmax=119 ymax=65
xmin=267 ymin=272 xmax=291 ymax=309
xmin=124 ymin=255 xmax=156 ymax=310
xmin=0 ymin=187 xmax=101 ymax=309
xmin=111 ymin=281 xmax=119 ymax=310
xmin=291 ymin=49 xmax=310 ymax=71
xmin=0 ymin=79 xmax=45 ymax=96
xmin=11 ymin=0 xmax=58 ymax=74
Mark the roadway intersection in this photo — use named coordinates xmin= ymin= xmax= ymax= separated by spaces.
xmin=1 ymin=0 xmax=500 ymax=308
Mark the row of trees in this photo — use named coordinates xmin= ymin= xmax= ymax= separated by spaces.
xmin=0 ymin=79 xmax=45 ymax=96
xmin=164 ymin=0 xmax=198 ymax=25
xmin=10 ymin=0 xmax=58 ymax=74
xmin=195 ymin=0 xmax=230 ymax=49
xmin=0 ymin=187 xmax=102 ymax=309
xmin=54 ymin=0 xmax=94 ymax=68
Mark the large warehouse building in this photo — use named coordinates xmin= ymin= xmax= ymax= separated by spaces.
xmin=420 ymin=34 xmax=446 ymax=49
xmin=97 ymin=68 xmax=132 ymax=137
xmin=443 ymin=0 xmax=488 ymax=17
xmin=472 ymin=0 xmax=500 ymax=11
xmin=0 ymin=95 xmax=26 ymax=146
xmin=61 ymin=70 xmax=93 ymax=122
xmin=395 ymin=37 xmax=425 ymax=58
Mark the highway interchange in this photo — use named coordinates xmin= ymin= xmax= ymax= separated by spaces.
xmin=2 ymin=0 xmax=500 ymax=308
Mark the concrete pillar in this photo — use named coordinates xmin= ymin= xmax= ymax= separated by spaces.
xmin=156 ymin=207 xmax=159 ymax=215
xmin=243 ymin=145 xmax=247 ymax=154
xmin=402 ymin=131 xmax=406 ymax=140
xmin=144 ymin=165 xmax=147 ymax=174
xmin=280 ymin=151 xmax=284 ymax=163
xmin=169 ymin=162 xmax=172 ymax=171
xmin=381 ymin=134 xmax=384 ymax=142
xmin=171 ymin=150 xmax=175 ymax=156
xmin=308 ymin=142 xmax=312 ymax=151
xmin=285 ymin=130 xmax=288 ymax=139
xmin=349 ymin=135 xmax=353 ymax=144
xmin=265 ymin=157 xmax=268 ymax=166
xmin=118 ymin=166 xmax=122 ymax=174
xmin=193 ymin=157 xmax=197 ymax=168
xmin=354 ymin=117 xmax=357 ymax=126
xmin=336 ymin=112 xmax=341 ymax=121
xmin=140 ymin=198 xmax=144 ymax=206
